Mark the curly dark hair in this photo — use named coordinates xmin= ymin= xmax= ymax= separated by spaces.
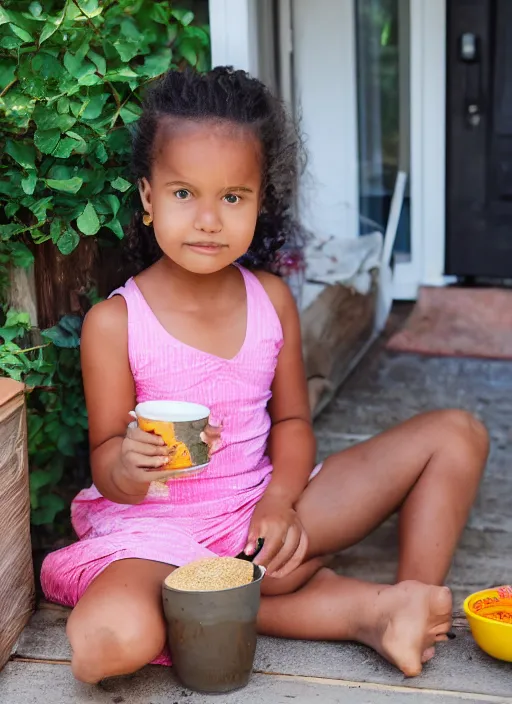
xmin=123 ymin=66 xmax=306 ymax=274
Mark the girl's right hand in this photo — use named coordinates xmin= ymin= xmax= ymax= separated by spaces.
xmin=119 ymin=422 xmax=175 ymax=483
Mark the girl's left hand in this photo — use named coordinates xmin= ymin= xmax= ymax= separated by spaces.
xmin=245 ymin=494 xmax=309 ymax=579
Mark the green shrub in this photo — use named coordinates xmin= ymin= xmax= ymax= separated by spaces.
xmin=0 ymin=0 xmax=210 ymax=527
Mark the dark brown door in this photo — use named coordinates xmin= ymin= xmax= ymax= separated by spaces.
xmin=446 ymin=0 xmax=512 ymax=278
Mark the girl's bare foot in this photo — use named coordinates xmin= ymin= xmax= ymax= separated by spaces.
xmin=360 ymin=581 xmax=453 ymax=677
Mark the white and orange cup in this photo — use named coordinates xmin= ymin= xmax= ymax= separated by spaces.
xmin=131 ymin=401 xmax=211 ymax=477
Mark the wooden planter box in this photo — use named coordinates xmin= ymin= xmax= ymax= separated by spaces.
xmin=0 ymin=379 xmax=34 ymax=669
xmin=302 ymin=274 xmax=378 ymax=417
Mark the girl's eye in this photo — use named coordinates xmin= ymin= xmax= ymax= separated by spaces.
xmin=223 ymin=193 xmax=240 ymax=204
xmin=174 ymin=189 xmax=191 ymax=200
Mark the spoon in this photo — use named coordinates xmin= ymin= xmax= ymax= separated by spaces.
xmin=235 ymin=538 xmax=264 ymax=562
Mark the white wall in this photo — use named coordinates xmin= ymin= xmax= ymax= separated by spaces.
xmin=210 ymin=0 xmax=359 ymax=242
xmin=209 ymin=0 xmax=259 ymax=74
xmin=292 ymin=0 xmax=359 ymax=241
xmin=209 ymin=0 xmax=448 ymax=299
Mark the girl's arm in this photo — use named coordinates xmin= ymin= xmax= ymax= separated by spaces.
xmin=245 ymin=273 xmax=316 ymax=573
xmin=263 ymin=274 xmax=316 ymax=502
xmin=81 ymin=297 xmax=169 ymax=504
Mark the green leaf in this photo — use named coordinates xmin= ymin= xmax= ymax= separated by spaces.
xmin=52 ymin=138 xmax=77 ymax=159
xmin=28 ymin=415 xmax=44 ymax=440
xmin=5 ymin=140 xmax=36 ymax=169
xmin=178 ymin=38 xmax=197 ymax=66
xmin=5 ymin=202 xmax=20 ymax=219
xmin=53 ymin=131 xmax=87 ymax=158
xmin=9 ymin=241 xmax=34 ymax=269
xmin=119 ymin=16 xmax=141 ymax=40
xmin=31 ymin=229 xmax=51 ymax=244
xmin=57 ymin=226 xmax=80 ymax=254
xmin=63 ymin=50 xmax=82 ymax=75
xmin=182 ymin=25 xmax=210 ymax=47
xmin=33 ymin=105 xmax=76 ymax=131
xmin=31 ymin=493 xmax=65 ymax=525
xmin=34 ymin=128 xmax=60 ymax=154
xmin=88 ymin=49 xmax=106 ymax=75
xmin=75 ymin=0 xmax=102 ymax=18
xmin=46 ymin=164 xmax=74 ymax=180
xmin=9 ymin=23 xmax=34 ymax=43
xmin=77 ymin=201 xmax=100 ymax=235
xmin=39 ymin=5 xmax=66 ymax=44
xmin=120 ymin=101 xmax=142 ymax=124
xmin=5 ymin=309 xmax=31 ymax=329
xmin=111 ymin=176 xmax=131 ymax=192
xmin=25 ymin=372 xmax=46 ymax=388
xmin=57 ymin=430 xmax=75 ymax=456
xmin=43 ymin=314 xmax=82 ymax=348
xmin=78 ymin=73 xmax=101 ymax=86
xmin=105 ymin=194 xmax=120 ymax=216
xmin=171 ymin=8 xmax=194 ymax=26
xmin=45 ymin=177 xmax=83 ymax=194
xmin=107 ymin=129 xmax=130 ymax=153
xmin=21 ymin=171 xmax=37 ymax=195
xmin=0 ymin=224 xmax=22 ymax=239
xmin=0 ymin=7 xmax=12 ymax=25
xmin=50 ymin=219 xmax=62 ymax=243
xmin=59 ymin=315 xmax=83 ymax=337
xmin=140 ymin=51 xmax=171 ymax=78
xmin=0 ymin=36 xmax=22 ymax=50
xmin=69 ymin=100 xmax=83 ymax=117
xmin=104 ymin=67 xmax=138 ymax=82
xmin=1 ymin=89 xmax=36 ymax=129
xmin=105 ymin=218 xmax=124 ymax=239
xmin=150 ymin=4 xmax=171 ymax=24
xmin=66 ymin=130 xmax=87 ymax=151
xmin=18 ymin=60 xmax=45 ymax=99
xmin=57 ymin=97 xmax=70 ymax=114
xmin=95 ymin=142 xmax=108 ymax=163
xmin=82 ymin=93 xmax=109 ymax=120
xmin=29 ymin=196 xmax=53 ymax=221
xmin=75 ymin=39 xmax=90 ymax=63
xmin=113 ymin=39 xmax=140 ymax=62
xmin=33 ymin=52 xmax=66 ymax=82
xmin=30 ymin=469 xmax=53 ymax=492
xmin=29 ymin=2 xmax=43 ymax=18
xmin=64 ymin=51 xmax=96 ymax=80
xmin=0 ymin=61 xmax=16 ymax=91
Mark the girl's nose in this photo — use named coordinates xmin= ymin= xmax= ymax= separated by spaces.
xmin=194 ymin=201 xmax=222 ymax=233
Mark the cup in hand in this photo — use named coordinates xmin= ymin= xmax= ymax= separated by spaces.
xmin=131 ymin=401 xmax=210 ymax=478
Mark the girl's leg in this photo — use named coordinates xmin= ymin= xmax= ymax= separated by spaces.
xmin=258 ymin=409 xmax=488 ymax=676
xmin=298 ymin=409 xmax=489 ymax=584
xmin=66 ymin=558 xmax=173 ymax=683
xmin=259 ymin=570 xmax=452 ymax=676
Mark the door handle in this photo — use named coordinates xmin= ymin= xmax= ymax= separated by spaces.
xmin=459 ymin=32 xmax=483 ymax=127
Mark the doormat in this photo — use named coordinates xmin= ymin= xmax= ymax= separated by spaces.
xmin=386 ymin=286 xmax=512 ymax=359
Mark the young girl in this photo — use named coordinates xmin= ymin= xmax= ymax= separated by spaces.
xmin=41 ymin=67 xmax=489 ymax=684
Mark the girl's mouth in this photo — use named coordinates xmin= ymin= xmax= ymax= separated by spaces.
xmin=185 ymin=242 xmax=227 ymax=255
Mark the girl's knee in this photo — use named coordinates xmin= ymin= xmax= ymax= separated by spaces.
xmin=261 ymin=556 xmax=329 ymax=596
xmin=433 ymin=409 xmax=489 ymax=467
xmin=67 ymin=610 xmax=166 ymax=683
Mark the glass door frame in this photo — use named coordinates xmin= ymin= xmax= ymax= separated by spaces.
xmin=401 ymin=0 xmax=448 ymax=299
xmin=351 ymin=0 xmax=448 ymax=299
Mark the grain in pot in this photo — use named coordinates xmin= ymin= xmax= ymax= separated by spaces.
xmin=165 ymin=557 xmax=254 ymax=591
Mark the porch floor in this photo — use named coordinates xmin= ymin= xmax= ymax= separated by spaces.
xmin=3 ymin=306 xmax=512 ymax=703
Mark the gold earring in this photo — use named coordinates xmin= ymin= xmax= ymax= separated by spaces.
xmin=142 ymin=212 xmax=153 ymax=226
